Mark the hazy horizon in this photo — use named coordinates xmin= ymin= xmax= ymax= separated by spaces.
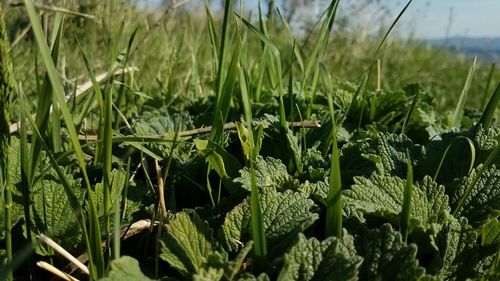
xmin=145 ymin=0 xmax=500 ymax=40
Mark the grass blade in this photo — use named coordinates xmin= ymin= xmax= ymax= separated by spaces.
xmin=480 ymin=63 xmax=496 ymax=110
xmin=239 ymin=52 xmax=267 ymax=268
xmin=322 ymin=68 xmax=342 ymax=238
xmin=23 ymin=0 xmax=105 ymax=277
xmin=451 ymin=57 xmax=477 ymax=128
xmin=478 ymin=83 xmax=500 ymax=130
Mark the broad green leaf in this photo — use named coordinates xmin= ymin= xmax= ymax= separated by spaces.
xmin=361 ymin=133 xmax=415 ymax=177
xmin=277 ymin=233 xmax=362 ymax=281
xmin=429 ymin=217 xmax=487 ymax=280
xmin=132 ymin=110 xmax=194 ymax=162
xmin=98 ymin=256 xmax=152 ymax=281
xmin=234 ymin=156 xmax=298 ymax=192
xmin=450 ymin=165 xmax=500 ymax=225
xmin=221 ymin=188 xmax=318 ymax=256
xmin=481 ymin=217 xmax=500 ymax=247
xmin=356 ymin=224 xmax=426 ymax=281
xmin=32 ymin=169 xmax=84 ymax=253
xmin=344 ymin=174 xmax=450 ymax=231
xmin=161 ymin=212 xmax=221 ymax=276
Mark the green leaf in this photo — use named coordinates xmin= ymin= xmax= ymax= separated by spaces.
xmin=99 ymin=256 xmax=153 ymax=281
xmin=481 ymin=217 xmax=500 ymax=247
xmin=221 ymin=188 xmax=318 ymax=256
xmin=161 ymin=212 xmax=221 ymax=276
xmin=356 ymin=224 xmax=426 ymax=281
xmin=429 ymin=217 xmax=486 ymax=280
xmin=360 ymin=133 xmax=415 ymax=177
xmin=32 ymin=169 xmax=84 ymax=253
xmin=277 ymin=233 xmax=362 ymax=281
xmin=450 ymin=165 xmax=500 ymax=225
xmin=234 ymin=156 xmax=298 ymax=192
xmin=344 ymin=174 xmax=450 ymax=231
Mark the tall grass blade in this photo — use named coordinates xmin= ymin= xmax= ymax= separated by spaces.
xmin=400 ymin=157 xmax=414 ymax=242
xmin=322 ymin=68 xmax=342 ymax=238
xmin=239 ymin=53 xmax=267 ymax=267
xmin=480 ymin=63 xmax=496 ymax=110
xmin=451 ymin=57 xmax=477 ymax=128
xmin=478 ymin=83 xmax=500 ymax=130
xmin=214 ymin=0 xmax=234 ymax=104
xmin=23 ymin=0 xmax=105 ymax=277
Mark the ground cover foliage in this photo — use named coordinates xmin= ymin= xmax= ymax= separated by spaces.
xmin=1 ymin=0 xmax=500 ymax=280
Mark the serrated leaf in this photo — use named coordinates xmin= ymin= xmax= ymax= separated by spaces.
xmin=32 ymin=170 xmax=84 ymax=253
xmin=451 ymin=165 xmax=500 ymax=225
xmin=361 ymin=133 xmax=415 ymax=177
xmin=474 ymin=125 xmax=500 ymax=151
xmin=429 ymin=217 xmax=484 ymax=280
xmin=481 ymin=217 xmax=500 ymax=247
xmin=344 ymin=174 xmax=450 ymax=231
xmin=234 ymin=156 xmax=298 ymax=192
xmin=98 ymin=256 xmax=153 ymax=281
xmin=161 ymin=212 xmax=221 ymax=276
xmin=221 ymin=188 xmax=318 ymax=255
xmin=277 ymin=233 xmax=362 ymax=281
xmin=356 ymin=224 xmax=426 ymax=281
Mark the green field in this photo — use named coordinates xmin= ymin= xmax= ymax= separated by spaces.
xmin=1 ymin=1 xmax=500 ymax=280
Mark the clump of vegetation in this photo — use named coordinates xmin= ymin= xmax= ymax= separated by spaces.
xmin=1 ymin=0 xmax=500 ymax=280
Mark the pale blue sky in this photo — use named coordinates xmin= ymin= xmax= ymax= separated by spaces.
xmin=146 ymin=0 xmax=500 ymax=39
xmin=388 ymin=0 xmax=500 ymax=38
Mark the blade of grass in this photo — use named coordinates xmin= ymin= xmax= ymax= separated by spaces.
xmin=451 ymin=57 xmax=477 ymax=128
xmin=239 ymin=52 xmax=267 ymax=269
xmin=322 ymin=67 xmax=342 ymax=238
xmin=478 ymin=83 xmax=500 ymax=130
xmin=480 ymin=63 xmax=496 ymax=110
xmin=23 ymin=0 xmax=105 ymax=277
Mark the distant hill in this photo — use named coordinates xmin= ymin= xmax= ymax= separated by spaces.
xmin=426 ymin=37 xmax=500 ymax=63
